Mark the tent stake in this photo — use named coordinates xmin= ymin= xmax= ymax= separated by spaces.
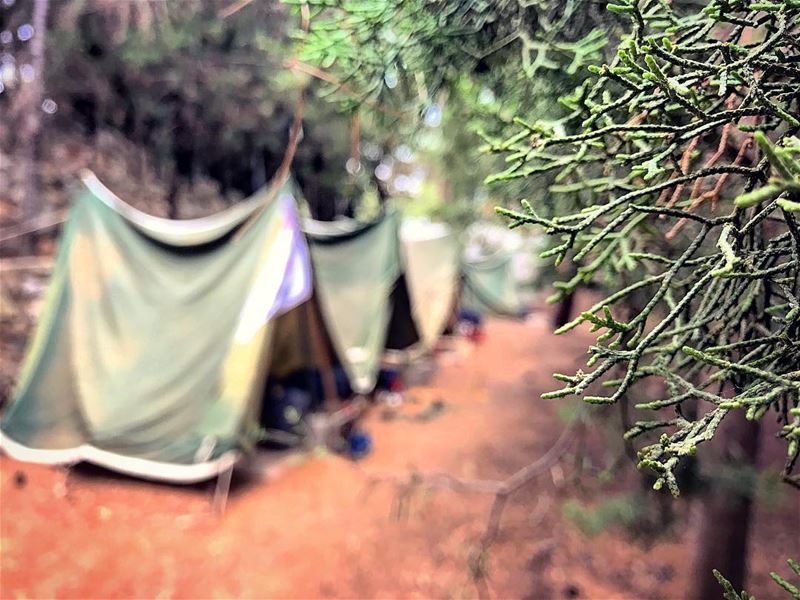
xmin=212 ymin=465 xmax=233 ymax=515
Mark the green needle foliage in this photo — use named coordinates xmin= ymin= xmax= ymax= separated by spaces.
xmin=297 ymin=0 xmax=800 ymax=494
xmin=290 ymin=0 xmax=621 ymax=236
xmin=714 ymin=558 xmax=800 ymax=599
xmin=292 ymin=0 xmax=611 ymax=116
xmin=295 ymin=0 xmax=798 ymax=591
xmin=491 ymin=0 xmax=800 ymax=494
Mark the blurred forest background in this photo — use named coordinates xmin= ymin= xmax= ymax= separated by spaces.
xmin=0 ymin=0 xmax=525 ymax=227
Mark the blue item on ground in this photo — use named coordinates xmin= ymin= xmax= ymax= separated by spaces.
xmin=348 ymin=431 xmax=372 ymax=459
xmin=457 ymin=307 xmax=483 ymax=326
xmin=376 ymin=368 xmax=402 ymax=392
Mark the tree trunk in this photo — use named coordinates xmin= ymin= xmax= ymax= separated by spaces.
xmin=18 ymin=0 xmax=50 ymax=253
xmin=686 ymin=411 xmax=761 ymax=599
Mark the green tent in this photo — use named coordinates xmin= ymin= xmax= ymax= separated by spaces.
xmin=399 ymin=219 xmax=460 ymax=350
xmin=0 ymin=173 xmax=312 ymax=482
xmin=459 ymin=222 xmax=540 ymax=318
xmin=301 ymin=214 xmax=459 ymax=392
xmin=1 ymin=173 xmax=462 ymax=481
xmin=303 ymin=213 xmax=402 ymax=393
xmin=461 ymin=250 xmax=526 ymax=318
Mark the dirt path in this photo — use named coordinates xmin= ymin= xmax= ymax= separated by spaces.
xmin=1 ymin=314 xmax=798 ymax=599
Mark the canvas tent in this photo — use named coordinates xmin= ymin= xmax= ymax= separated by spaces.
xmin=0 ymin=170 xmax=464 ymax=481
xmin=399 ymin=219 xmax=460 ymax=350
xmin=0 ymin=173 xmax=312 ymax=482
xmin=461 ymin=250 xmax=527 ymax=318
xmin=298 ymin=213 xmax=460 ymax=394
xmin=303 ymin=212 xmax=403 ymax=394
xmin=460 ymin=221 xmax=540 ymax=318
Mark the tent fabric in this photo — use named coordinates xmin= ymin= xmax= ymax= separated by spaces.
xmin=304 ymin=212 xmax=401 ymax=394
xmin=267 ymin=294 xmax=341 ymax=382
xmin=0 ymin=178 xmax=312 ymax=482
xmin=461 ymin=251 xmax=525 ymax=318
xmin=81 ymin=170 xmax=273 ymax=247
xmin=301 ymin=215 xmax=366 ymax=239
xmin=399 ymin=220 xmax=460 ymax=350
xmin=303 ymin=215 xmax=460 ymax=381
xmin=303 ymin=214 xmax=462 ymax=387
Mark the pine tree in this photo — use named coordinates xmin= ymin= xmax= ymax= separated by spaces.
xmin=296 ymin=0 xmax=799 ymax=593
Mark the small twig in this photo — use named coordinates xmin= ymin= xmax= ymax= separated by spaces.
xmin=0 ymin=255 xmax=55 ymax=272
xmin=660 ymin=135 xmax=702 ymax=210
xmin=218 ymin=0 xmax=255 ymax=19
xmin=363 ymin=420 xmax=579 ymax=597
xmin=0 ymin=210 xmax=68 ymax=243
xmin=666 ymin=137 xmax=753 ymax=239
xmin=686 ymin=122 xmax=732 ymax=201
xmin=701 ymin=137 xmax=755 ymax=208
xmin=285 ymin=59 xmax=408 ymax=120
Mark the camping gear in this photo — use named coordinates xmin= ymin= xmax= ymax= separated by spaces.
xmin=267 ymin=367 xmax=352 ymax=406
xmin=375 ymin=368 xmax=404 ymax=407
xmin=457 ymin=307 xmax=482 ymax=326
xmin=262 ymin=385 xmax=312 ymax=434
xmin=456 ymin=307 xmax=485 ymax=343
xmin=258 ymin=382 xmax=320 ymax=449
xmin=377 ymin=368 xmax=403 ymax=393
xmin=259 ymin=365 xmax=353 ymax=447
xmin=347 ymin=430 xmax=372 ymax=459
xmin=0 ymin=174 xmax=312 ymax=482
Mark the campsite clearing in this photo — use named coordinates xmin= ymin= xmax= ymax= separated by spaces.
xmin=1 ymin=314 xmax=798 ymax=599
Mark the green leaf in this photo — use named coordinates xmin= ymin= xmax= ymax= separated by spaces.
xmin=777 ymin=198 xmax=800 ymax=212
xmin=734 ymin=184 xmax=783 ymax=208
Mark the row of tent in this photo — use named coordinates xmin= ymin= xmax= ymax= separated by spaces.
xmin=0 ymin=172 xmax=528 ymax=483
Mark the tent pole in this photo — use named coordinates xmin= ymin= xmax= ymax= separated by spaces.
xmin=212 ymin=465 xmax=233 ymax=515
xmin=304 ymin=296 xmax=339 ymax=413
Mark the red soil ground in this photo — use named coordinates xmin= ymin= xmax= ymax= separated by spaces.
xmin=1 ymin=311 xmax=798 ymax=599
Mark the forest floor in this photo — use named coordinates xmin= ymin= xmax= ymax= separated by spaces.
xmin=1 ymin=306 xmax=799 ymax=599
